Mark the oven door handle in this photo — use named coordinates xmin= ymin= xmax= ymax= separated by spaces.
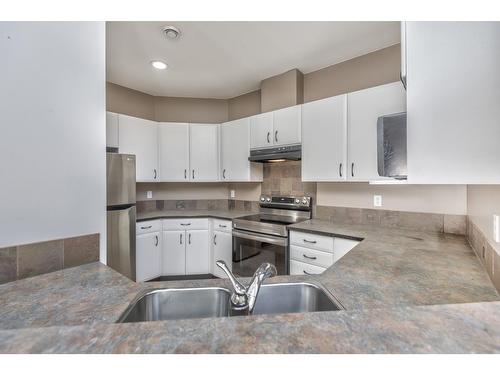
xmin=232 ymin=229 xmax=287 ymax=246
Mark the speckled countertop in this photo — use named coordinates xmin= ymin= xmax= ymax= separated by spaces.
xmin=0 ymin=215 xmax=499 ymax=353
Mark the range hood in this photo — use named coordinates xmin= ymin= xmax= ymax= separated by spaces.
xmin=248 ymin=145 xmax=301 ymax=163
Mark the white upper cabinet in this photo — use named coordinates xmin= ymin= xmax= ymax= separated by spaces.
xmin=250 ymin=112 xmax=274 ymax=149
xmin=406 ymin=22 xmax=500 ymax=183
xmin=118 ymin=114 xmax=159 ymax=182
xmin=347 ymin=82 xmax=406 ymax=181
xmin=189 ymin=124 xmax=219 ymax=181
xmin=302 ymin=95 xmax=347 ymax=181
xmin=273 ymin=105 xmax=302 ymax=146
xmin=158 ymin=122 xmax=190 ymax=182
xmin=220 ymin=118 xmax=263 ymax=182
xmin=106 ymin=111 xmax=119 ymax=149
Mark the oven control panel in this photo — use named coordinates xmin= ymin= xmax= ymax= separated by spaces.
xmin=259 ymin=195 xmax=312 ymax=209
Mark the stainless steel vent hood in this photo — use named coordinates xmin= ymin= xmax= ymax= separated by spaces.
xmin=248 ymin=145 xmax=301 ymax=163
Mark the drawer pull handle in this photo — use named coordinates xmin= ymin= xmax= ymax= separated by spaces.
xmin=303 ymin=254 xmax=317 ymax=260
xmin=303 ymin=239 xmax=317 ymax=244
xmin=180 ymin=223 xmax=191 ymax=226
xmin=303 ymin=270 xmax=313 ymax=275
xmin=219 ymin=224 xmax=227 ymax=228
xmin=140 ymin=225 xmax=152 ymax=229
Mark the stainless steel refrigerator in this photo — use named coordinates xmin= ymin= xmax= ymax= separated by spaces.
xmin=106 ymin=153 xmax=136 ymax=281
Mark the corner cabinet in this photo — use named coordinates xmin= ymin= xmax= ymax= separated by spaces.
xmin=302 ymin=94 xmax=347 ymax=181
xmin=189 ymin=124 xmax=220 ymax=182
xmin=118 ymin=114 xmax=159 ymax=182
xmin=347 ymin=82 xmax=406 ymax=181
xmin=220 ymin=118 xmax=263 ymax=182
xmin=158 ymin=122 xmax=190 ymax=182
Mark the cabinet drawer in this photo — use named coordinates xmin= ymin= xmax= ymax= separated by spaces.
xmin=290 ymin=231 xmax=334 ymax=252
xmin=290 ymin=245 xmax=334 ymax=269
xmin=212 ymin=219 xmax=232 ymax=233
xmin=162 ymin=218 xmax=209 ymax=231
xmin=136 ymin=220 xmax=161 ymax=235
xmin=290 ymin=260 xmax=326 ymax=276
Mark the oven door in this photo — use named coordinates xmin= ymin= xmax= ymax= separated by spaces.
xmin=232 ymin=229 xmax=288 ymax=277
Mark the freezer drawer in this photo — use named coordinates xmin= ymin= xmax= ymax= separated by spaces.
xmin=107 ymin=206 xmax=136 ymax=280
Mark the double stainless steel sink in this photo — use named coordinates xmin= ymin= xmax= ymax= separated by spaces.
xmin=118 ymin=282 xmax=343 ymax=323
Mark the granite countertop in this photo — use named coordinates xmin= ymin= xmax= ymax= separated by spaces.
xmin=0 ymin=217 xmax=499 ymax=353
xmin=137 ymin=209 xmax=256 ymax=222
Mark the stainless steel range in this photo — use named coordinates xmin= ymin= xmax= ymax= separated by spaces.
xmin=232 ymin=195 xmax=312 ymax=277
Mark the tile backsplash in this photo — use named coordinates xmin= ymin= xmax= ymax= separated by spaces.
xmin=261 ymin=161 xmax=317 ymax=201
xmin=0 ymin=233 xmax=99 ymax=285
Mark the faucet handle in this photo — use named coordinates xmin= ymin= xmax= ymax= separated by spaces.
xmin=215 ymin=260 xmax=247 ymax=306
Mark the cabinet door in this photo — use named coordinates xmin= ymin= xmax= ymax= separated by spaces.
xmin=185 ymin=230 xmax=209 ymax=274
xmin=250 ymin=112 xmax=273 ymax=149
xmin=158 ymin=122 xmax=189 ymax=181
xmin=347 ymin=82 xmax=406 ymax=181
xmin=212 ymin=230 xmax=232 ymax=278
xmin=106 ymin=111 xmax=119 ymax=148
xmin=302 ymin=95 xmax=347 ymax=181
xmin=118 ymin=114 xmax=158 ymax=182
xmin=136 ymin=232 xmax=161 ymax=282
xmin=189 ymin=124 xmax=219 ymax=181
xmin=273 ymin=105 xmax=301 ymax=146
xmin=220 ymin=118 xmax=250 ymax=181
xmin=162 ymin=230 xmax=186 ymax=276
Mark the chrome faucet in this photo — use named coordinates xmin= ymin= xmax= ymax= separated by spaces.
xmin=216 ymin=260 xmax=277 ymax=315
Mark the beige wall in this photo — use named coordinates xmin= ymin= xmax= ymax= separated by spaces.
xmin=137 ymin=183 xmax=229 ymax=201
xmin=260 ymin=69 xmax=304 ymax=112
xmin=317 ymin=183 xmax=467 ymax=215
xmin=154 ymin=96 xmax=228 ymax=123
xmin=227 ymin=183 xmax=261 ymax=201
xmin=303 ymin=44 xmax=401 ymax=103
xmin=106 ymin=82 xmax=155 ymax=121
xmin=467 ymin=185 xmax=500 ymax=253
xmin=228 ymin=90 xmax=261 ymax=121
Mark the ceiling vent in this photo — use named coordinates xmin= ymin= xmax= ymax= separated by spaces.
xmin=162 ymin=25 xmax=180 ymax=39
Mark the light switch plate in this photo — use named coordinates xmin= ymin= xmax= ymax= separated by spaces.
xmin=146 ymin=191 xmax=153 ymax=199
xmin=494 ymin=214 xmax=500 ymax=243
xmin=230 ymin=190 xmax=235 ymax=199
xmin=373 ymin=195 xmax=382 ymax=207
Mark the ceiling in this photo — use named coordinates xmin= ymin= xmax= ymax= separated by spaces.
xmin=106 ymin=21 xmax=400 ymax=99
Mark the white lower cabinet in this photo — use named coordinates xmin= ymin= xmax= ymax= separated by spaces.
xmin=185 ymin=230 xmax=210 ymax=274
xmin=212 ymin=230 xmax=232 ymax=278
xmin=162 ymin=230 xmax=186 ymax=276
xmin=289 ymin=230 xmax=359 ymax=275
xmin=136 ymin=231 xmax=161 ymax=282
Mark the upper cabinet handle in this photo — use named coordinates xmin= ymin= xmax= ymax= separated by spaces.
xmin=351 ymin=162 xmax=355 ymax=178
xmin=274 ymin=130 xmax=278 ymax=143
xmin=223 ymin=169 xmax=226 ymax=179
xmin=339 ymin=163 xmax=343 ymax=178
xmin=180 ymin=233 xmax=183 ymax=245
xmin=155 ymin=235 xmax=159 ymax=246
xmin=184 ymin=169 xmax=187 ymax=179
xmin=153 ymin=169 xmax=157 ymax=179
xmin=267 ymin=132 xmax=270 ymax=143
xmin=188 ymin=233 xmax=191 ymax=245
xmin=192 ymin=169 xmax=195 ymax=179
xmin=213 ymin=234 xmax=217 ymax=245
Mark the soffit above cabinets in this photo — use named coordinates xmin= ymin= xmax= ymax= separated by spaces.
xmin=106 ymin=21 xmax=400 ymax=99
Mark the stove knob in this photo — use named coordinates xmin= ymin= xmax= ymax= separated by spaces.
xmin=302 ymin=198 xmax=308 ymax=205
xmin=266 ymin=197 xmax=271 ymax=202
xmin=260 ymin=197 xmax=265 ymax=202
xmin=295 ymin=199 xmax=300 ymax=204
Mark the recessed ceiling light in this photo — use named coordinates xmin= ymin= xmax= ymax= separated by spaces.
xmin=151 ymin=60 xmax=167 ymax=70
xmin=162 ymin=25 xmax=180 ymax=39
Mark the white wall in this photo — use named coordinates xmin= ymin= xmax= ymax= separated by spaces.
xmin=317 ymin=183 xmax=467 ymax=215
xmin=0 ymin=22 xmax=107 ymax=261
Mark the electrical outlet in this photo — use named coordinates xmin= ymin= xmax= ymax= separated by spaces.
xmin=146 ymin=191 xmax=153 ymax=199
xmin=373 ymin=195 xmax=382 ymax=207
xmin=230 ymin=190 xmax=235 ymax=199
xmin=494 ymin=214 xmax=500 ymax=243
